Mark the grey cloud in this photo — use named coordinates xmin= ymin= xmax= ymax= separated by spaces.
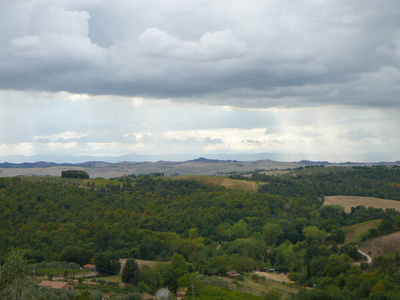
xmin=243 ymin=139 xmax=261 ymax=144
xmin=1 ymin=1 xmax=400 ymax=108
xmin=340 ymin=129 xmax=378 ymax=141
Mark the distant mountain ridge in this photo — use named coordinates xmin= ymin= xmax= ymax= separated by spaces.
xmin=1 ymin=151 xmax=397 ymax=165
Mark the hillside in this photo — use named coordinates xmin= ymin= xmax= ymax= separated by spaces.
xmin=359 ymin=231 xmax=400 ymax=259
xmin=1 ymin=159 xmax=398 ymax=179
xmin=2 ymin=165 xmax=400 ymax=299
xmin=343 ymin=219 xmax=381 ymax=244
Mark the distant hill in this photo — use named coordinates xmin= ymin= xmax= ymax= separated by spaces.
xmin=0 ymin=158 xmax=398 ymax=179
xmin=0 ymin=159 xmax=306 ymax=179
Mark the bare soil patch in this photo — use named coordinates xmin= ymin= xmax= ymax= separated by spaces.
xmin=324 ymin=195 xmax=400 ymax=213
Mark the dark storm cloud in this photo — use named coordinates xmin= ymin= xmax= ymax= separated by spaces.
xmin=1 ymin=0 xmax=400 ymax=108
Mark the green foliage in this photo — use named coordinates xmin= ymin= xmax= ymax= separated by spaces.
xmin=177 ymin=272 xmax=197 ymax=289
xmin=170 ymin=253 xmax=188 ymax=271
xmin=250 ymin=273 xmax=261 ymax=282
xmin=327 ymin=229 xmax=345 ymax=244
xmin=303 ymin=226 xmax=327 ymax=243
xmin=140 ymin=265 xmax=159 ymax=292
xmin=60 ymin=246 xmax=94 ymax=266
xmin=197 ymin=284 xmax=263 ymax=299
xmin=264 ymin=291 xmax=282 ymax=300
xmin=232 ymin=256 xmax=258 ymax=274
xmin=73 ymin=290 xmax=91 ymax=300
xmin=76 ymin=282 xmax=139 ymax=296
xmin=339 ymin=244 xmax=360 ymax=261
xmin=61 ymin=170 xmax=90 ymax=179
xmin=0 ymin=248 xmax=28 ymax=299
xmin=122 ymin=259 xmax=141 ymax=285
xmin=94 ymin=252 xmax=121 ymax=275
xmin=249 ymin=165 xmax=400 ymax=201
xmin=210 ymin=256 xmax=229 ymax=275
xmin=198 ymin=276 xmax=229 ymax=289
xmin=161 ymin=254 xmax=188 ymax=295
xmin=263 ymin=223 xmax=283 ymax=246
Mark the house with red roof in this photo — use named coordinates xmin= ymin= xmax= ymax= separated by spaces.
xmin=83 ymin=264 xmax=96 ymax=272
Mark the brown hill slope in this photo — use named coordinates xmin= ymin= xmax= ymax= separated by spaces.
xmin=359 ymin=231 xmax=400 ymax=259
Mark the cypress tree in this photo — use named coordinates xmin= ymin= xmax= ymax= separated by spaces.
xmin=122 ymin=259 xmax=141 ymax=285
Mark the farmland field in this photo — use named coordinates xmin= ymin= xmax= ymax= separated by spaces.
xmin=168 ymin=175 xmax=259 ymax=192
xmin=324 ymin=195 xmax=400 ymax=213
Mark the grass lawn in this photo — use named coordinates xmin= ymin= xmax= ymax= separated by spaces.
xmin=97 ymin=274 xmax=122 ymax=283
xmin=343 ymin=219 xmax=381 ymax=244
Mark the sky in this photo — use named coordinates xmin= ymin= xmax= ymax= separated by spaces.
xmin=0 ymin=0 xmax=399 ymax=163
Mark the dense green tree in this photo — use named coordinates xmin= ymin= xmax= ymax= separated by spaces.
xmin=0 ymin=248 xmax=28 ymax=299
xmin=303 ymin=226 xmax=327 ymax=243
xmin=327 ymin=229 xmax=345 ymax=244
xmin=263 ymin=223 xmax=283 ymax=246
xmin=60 ymin=246 xmax=93 ymax=266
xmin=228 ymin=220 xmax=249 ymax=240
xmin=140 ymin=265 xmax=159 ymax=292
xmin=210 ymin=256 xmax=229 ymax=275
xmin=72 ymin=290 xmax=91 ymax=300
xmin=339 ymin=244 xmax=360 ymax=261
xmin=61 ymin=170 xmax=90 ymax=179
xmin=94 ymin=252 xmax=120 ymax=275
xmin=122 ymin=259 xmax=141 ymax=286
xmin=232 ymin=256 xmax=257 ymax=274
xmin=177 ymin=272 xmax=197 ymax=290
xmin=161 ymin=254 xmax=188 ymax=295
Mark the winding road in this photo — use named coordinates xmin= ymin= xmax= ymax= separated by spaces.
xmin=358 ymin=249 xmax=372 ymax=264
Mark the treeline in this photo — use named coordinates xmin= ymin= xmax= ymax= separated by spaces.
xmin=230 ymin=165 xmax=400 ymax=200
xmin=61 ymin=170 xmax=90 ymax=179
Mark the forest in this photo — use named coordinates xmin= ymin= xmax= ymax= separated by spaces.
xmin=1 ymin=165 xmax=400 ymax=299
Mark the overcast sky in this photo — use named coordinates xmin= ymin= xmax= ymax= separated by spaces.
xmin=1 ymin=0 xmax=399 ymax=163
